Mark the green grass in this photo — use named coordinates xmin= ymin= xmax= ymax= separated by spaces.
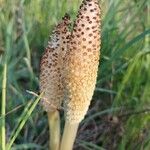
xmin=0 ymin=64 xmax=7 ymax=150
xmin=0 ymin=0 xmax=150 ymax=149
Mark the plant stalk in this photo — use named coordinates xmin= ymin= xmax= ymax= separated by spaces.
xmin=1 ymin=64 xmax=7 ymax=150
xmin=47 ymin=111 xmax=60 ymax=150
xmin=60 ymin=121 xmax=79 ymax=150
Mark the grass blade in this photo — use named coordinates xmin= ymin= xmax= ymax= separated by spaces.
xmin=6 ymin=93 xmax=43 ymax=150
xmin=11 ymin=143 xmax=44 ymax=150
xmin=0 ymin=64 xmax=7 ymax=150
xmin=78 ymin=140 xmax=105 ymax=150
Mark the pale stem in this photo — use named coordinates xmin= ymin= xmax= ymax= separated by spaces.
xmin=60 ymin=121 xmax=79 ymax=150
xmin=47 ymin=111 xmax=60 ymax=150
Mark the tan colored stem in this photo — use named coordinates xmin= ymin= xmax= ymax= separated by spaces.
xmin=47 ymin=111 xmax=60 ymax=150
xmin=60 ymin=121 xmax=79 ymax=150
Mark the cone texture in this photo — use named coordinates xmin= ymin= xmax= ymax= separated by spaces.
xmin=40 ymin=14 xmax=71 ymax=112
xmin=63 ymin=0 xmax=101 ymax=123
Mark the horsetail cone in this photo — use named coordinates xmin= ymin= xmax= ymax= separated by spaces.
xmin=64 ymin=0 xmax=101 ymax=123
xmin=40 ymin=14 xmax=71 ymax=112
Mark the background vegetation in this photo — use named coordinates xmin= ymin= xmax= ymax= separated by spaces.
xmin=0 ymin=0 xmax=150 ymax=149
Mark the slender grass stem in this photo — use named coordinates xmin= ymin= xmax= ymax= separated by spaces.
xmin=60 ymin=122 xmax=79 ymax=150
xmin=47 ymin=111 xmax=60 ymax=150
xmin=1 ymin=64 xmax=7 ymax=150
xmin=6 ymin=93 xmax=43 ymax=150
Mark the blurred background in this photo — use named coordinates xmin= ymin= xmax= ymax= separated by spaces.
xmin=0 ymin=0 xmax=150 ymax=149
